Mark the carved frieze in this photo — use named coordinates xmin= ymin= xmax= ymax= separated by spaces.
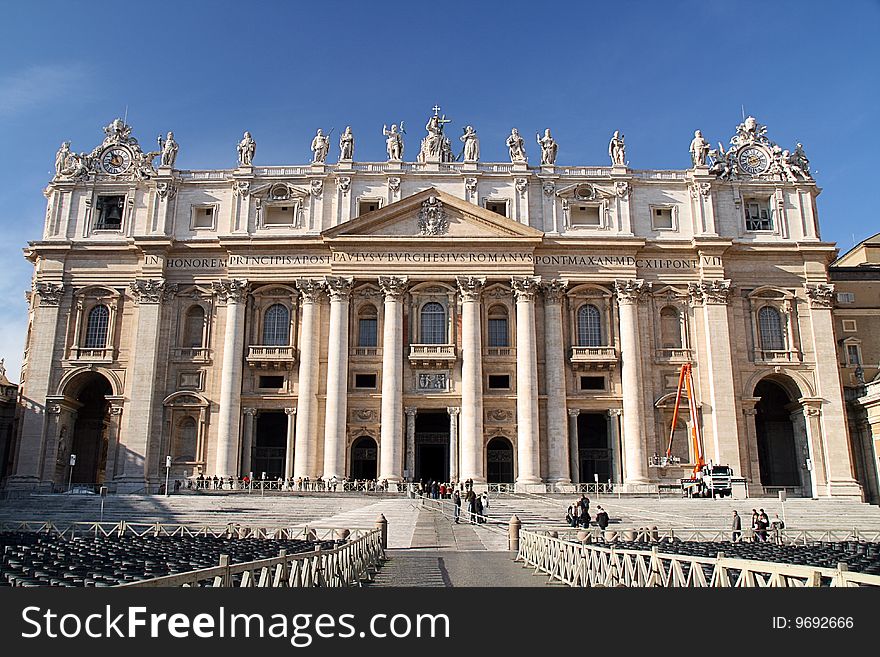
xmin=805 ymin=283 xmax=834 ymax=309
xmin=456 ymin=276 xmax=486 ymax=302
xmin=378 ymin=276 xmax=408 ymax=300
xmin=324 ymin=276 xmax=353 ymax=301
xmin=688 ymin=279 xmax=732 ymax=305
xmin=613 ymin=279 xmax=651 ymax=305
xmin=542 ymin=279 xmax=568 ymax=304
xmin=212 ymin=279 xmax=249 ymax=304
xmin=130 ymin=279 xmax=176 ymax=305
xmin=34 ymin=282 xmax=65 ymax=307
xmin=296 ymin=279 xmax=326 ymax=303
xmin=511 ymin=276 xmax=541 ymax=302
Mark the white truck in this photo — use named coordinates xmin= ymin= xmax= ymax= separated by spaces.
xmin=681 ymin=464 xmax=734 ymax=498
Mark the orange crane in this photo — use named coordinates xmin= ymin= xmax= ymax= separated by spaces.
xmin=664 ymin=363 xmax=706 ymax=477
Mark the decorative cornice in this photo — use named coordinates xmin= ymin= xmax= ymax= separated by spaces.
xmin=212 ymin=279 xmax=249 ymax=304
xmin=296 ymin=278 xmax=326 ymax=304
xmin=688 ymin=279 xmax=732 ymax=305
xmin=510 ymin=276 xmax=541 ymax=302
xmin=456 ymin=276 xmax=486 ymax=303
xmin=613 ymin=279 xmax=651 ymax=305
xmin=34 ymin=282 xmax=65 ymax=307
xmin=805 ymin=283 xmax=834 ymax=309
xmin=541 ymin=278 xmax=568 ymax=304
xmin=324 ymin=276 xmax=354 ymax=302
xmin=378 ymin=276 xmax=408 ymax=300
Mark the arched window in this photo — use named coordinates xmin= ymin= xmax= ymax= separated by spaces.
xmin=758 ymin=306 xmax=785 ymax=351
xmin=487 ymin=305 xmax=509 ymax=347
xmin=659 ymin=306 xmax=682 ymax=349
xmin=420 ymin=302 xmax=446 ymax=344
xmin=183 ymin=305 xmax=205 ymax=348
xmin=576 ymin=304 xmax=603 ymax=347
xmin=358 ymin=305 xmax=378 ymax=347
xmin=84 ymin=305 xmax=110 ymax=348
xmin=262 ymin=304 xmax=290 ymax=346
xmin=173 ymin=417 xmax=198 ymax=462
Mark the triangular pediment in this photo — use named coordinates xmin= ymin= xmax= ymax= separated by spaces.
xmin=322 ymin=188 xmax=544 ymax=240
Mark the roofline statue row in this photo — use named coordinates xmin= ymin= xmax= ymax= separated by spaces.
xmin=52 ymin=111 xmax=813 ymax=184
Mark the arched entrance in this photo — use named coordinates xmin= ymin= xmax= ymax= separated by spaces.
xmin=350 ymin=436 xmax=378 ymax=479
xmin=577 ymin=413 xmax=611 ymax=484
xmin=252 ymin=411 xmax=287 ymax=479
xmin=68 ymin=373 xmax=113 ymax=484
xmin=755 ymin=379 xmax=812 ymax=496
xmin=486 ymin=437 xmax=514 ymax=483
xmin=415 ymin=410 xmax=449 ymax=483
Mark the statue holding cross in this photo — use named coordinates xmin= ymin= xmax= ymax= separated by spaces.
xmin=419 ymin=105 xmax=453 ymax=163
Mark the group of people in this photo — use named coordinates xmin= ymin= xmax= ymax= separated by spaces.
xmin=565 ymin=495 xmax=611 ymax=530
xmin=731 ymin=508 xmax=785 ymax=542
xmin=173 ymin=474 xmax=391 ymax=493
xmin=451 ymin=486 xmax=490 ymax=525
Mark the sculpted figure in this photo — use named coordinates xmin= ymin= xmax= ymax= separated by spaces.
xmin=781 ymin=149 xmax=809 ymax=181
xmin=159 ymin=131 xmax=179 ymax=167
xmin=310 ymin=128 xmax=330 ymax=163
xmin=792 ymin=142 xmax=811 ymax=177
xmin=419 ymin=110 xmax=451 ymax=162
xmin=55 ymin=142 xmax=71 ymax=175
xmin=707 ymin=144 xmax=732 ymax=180
xmin=237 ymin=131 xmax=256 ymax=166
xmin=460 ymin=125 xmax=480 ymax=161
xmin=383 ymin=123 xmax=404 ymax=160
xmin=609 ymin=130 xmax=626 ymax=166
xmin=339 ymin=126 xmax=354 ymax=160
xmin=536 ymin=128 xmax=558 ymax=165
xmin=506 ymin=128 xmax=527 ymax=162
xmin=689 ymin=130 xmax=710 ymax=167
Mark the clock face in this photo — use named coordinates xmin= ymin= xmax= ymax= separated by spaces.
xmin=100 ymin=147 xmax=133 ymax=175
xmin=737 ymin=145 xmax=770 ymax=176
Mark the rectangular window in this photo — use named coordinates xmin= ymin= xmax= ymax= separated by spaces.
xmin=570 ymin=204 xmax=602 ymax=227
xmin=358 ymin=318 xmax=378 ymax=347
xmin=95 ymin=195 xmax=125 ymax=230
xmin=264 ymin=205 xmax=295 ymax=226
xmin=487 ymin=374 xmax=510 ymax=390
xmin=191 ymin=205 xmax=216 ymax=229
xmin=354 ymin=373 xmax=378 ymax=389
xmin=485 ymin=200 xmax=507 ymax=217
xmin=652 ymin=207 xmax=674 ymax=230
xmin=580 ymin=376 xmax=605 ymax=391
xmin=358 ymin=199 xmax=380 ymax=216
xmin=259 ymin=375 xmax=285 ymax=389
xmin=846 ymin=344 xmax=862 ymax=366
xmin=842 ymin=319 xmax=857 ymax=332
xmin=178 ymin=371 xmax=203 ymax=390
xmin=837 ymin=292 xmax=855 ymax=304
xmin=744 ymin=199 xmax=773 ymax=231
xmin=487 ymin=318 xmax=509 ymax=347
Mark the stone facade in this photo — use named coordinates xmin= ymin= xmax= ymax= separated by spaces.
xmin=0 ymin=361 xmax=17 ymax=480
xmin=5 ymin=115 xmax=863 ymax=497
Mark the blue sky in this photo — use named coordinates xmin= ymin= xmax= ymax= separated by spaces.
xmin=1 ymin=0 xmax=878 ymax=380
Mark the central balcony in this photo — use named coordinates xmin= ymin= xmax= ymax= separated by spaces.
xmin=409 ymin=344 xmax=456 ymax=368
xmin=68 ymin=346 xmax=115 ymax=363
xmin=172 ymin=347 xmax=212 ymax=363
xmin=655 ymin=348 xmax=692 ymax=364
xmin=247 ymin=345 xmax=297 ymax=369
xmin=570 ymin=346 xmax=618 ymax=370
xmin=754 ymin=349 xmax=801 ymax=365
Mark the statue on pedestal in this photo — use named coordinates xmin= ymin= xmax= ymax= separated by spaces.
xmin=460 ymin=125 xmax=479 ymax=162
xmin=383 ymin=123 xmax=404 ymax=160
xmin=609 ymin=131 xmax=626 ymax=166
xmin=237 ymin=131 xmax=256 ymax=166
xmin=55 ymin=142 xmax=71 ymax=175
xmin=536 ymin=128 xmax=558 ymax=165
xmin=339 ymin=126 xmax=354 ymax=160
xmin=506 ymin=128 xmax=527 ymax=163
xmin=689 ymin=130 xmax=709 ymax=167
xmin=418 ymin=107 xmax=454 ymax=162
xmin=310 ymin=129 xmax=330 ymax=163
xmin=791 ymin=142 xmax=811 ymax=177
xmin=159 ymin=131 xmax=179 ymax=167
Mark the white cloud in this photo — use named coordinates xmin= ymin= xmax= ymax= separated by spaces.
xmin=0 ymin=63 xmax=89 ymax=118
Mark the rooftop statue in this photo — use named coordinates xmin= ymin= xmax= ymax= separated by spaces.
xmin=310 ymin=128 xmax=331 ymax=164
xmin=689 ymin=130 xmax=710 ymax=167
xmin=339 ymin=126 xmax=354 ymax=161
xmin=460 ymin=125 xmax=479 ymax=162
xmin=159 ymin=131 xmax=179 ymax=168
xmin=536 ymin=128 xmax=558 ymax=165
xmin=383 ymin=122 xmax=405 ymax=161
xmin=609 ymin=131 xmax=626 ymax=166
xmin=506 ymin=128 xmax=526 ymax=163
xmin=237 ymin=131 xmax=256 ymax=166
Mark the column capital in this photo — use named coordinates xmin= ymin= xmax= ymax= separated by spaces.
xmin=541 ymin=278 xmax=568 ymax=304
xmin=568 ymin=408 xmax=581 ymax=417
xmin=404 ymin=406 xmax=419 ymax=417
xmin=130 ymin=279 xmax=177 ymax=305
xmin=687 ymin=279 xmax=732 ymax=305
xmin=33 ymin=282 xmax=65 ymax=307
xmin=296 ymin=278 xmax=326 ymax=303
xmin=212 ymin=279 xmax=249 ymax=304
xmin=799 ymin=397 xmax=823 ymax=417
xmin=456 ymin=276 xmax=486 ymax=302
xmin=614 ymin=279 xmax=651 ymax=305
xmin=607 ymin=408 xmax=623 ymax=417
xmin=446 ymin=406 xmax=461 ymax=416
xmin=510 ymin=276 xmax=541 ymax=302
xmin=285 ymin=407 xmax=297 ymax=416
xmin=324 ymin=276 xmax=354 ymax=302
xmin=243 ymin=407 xmax=257 ymax=416
xmin=378 ymin=275 xmax=409 ymax=300
xmin=804 ymin=283 xmax=834 ymax=309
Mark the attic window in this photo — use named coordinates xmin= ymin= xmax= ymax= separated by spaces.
xmin=652 ymin=207 xmax=674 ymax=230
xmin=485 ymin=200 xmax=507 ymax=217
xmin=264 ymin=205 xmax=295 ymax=226
xmin=570 ymin=204 xmax=601 ymax=227
xmin=358 ymin=200 xmax=380 ymax=216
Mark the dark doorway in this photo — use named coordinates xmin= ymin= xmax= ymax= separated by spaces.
xmin=350 ymin=436 xmax=378 ymax=479
xmin=415 ymin=410 xmax=449 ymax=483
xmin=253 ymin=411 xmax=287 ymax=479
xmin=755 ymin=379 xmax=809 ymax=494
xmin=577 ymin=413 xmax=611 ymax=484
xmin=487 ymin=437 xmax=514 ymax=483
xmin=70 ymin=374 xmax=112 ymax=484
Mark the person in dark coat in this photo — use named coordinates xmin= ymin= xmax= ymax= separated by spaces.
xmin=579 ymin=504 xmax=591 ymax=528
xmin=731 ymin=510 xmax=742 ymax=542
xmin=595 ymin=506 xmax=609 ymax=530
xmin=453 ymin=490 xmax=462 ymax=524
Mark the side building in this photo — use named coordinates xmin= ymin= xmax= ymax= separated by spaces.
xmin=4 ymin=113 xmax=863 ymax=498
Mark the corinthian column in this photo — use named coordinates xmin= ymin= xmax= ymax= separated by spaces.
xmin=292 ymin=279 xmax=324 ymax=478
xmin=378 ymin=276 xmax=408 ymax=482
xmin=615 ymin=279 xmax=650 ymax=485
xmin=213 ymin=279 xmax=248 ymax=477
xmin=512 ymin=276 xmax=542 ymax=485
xmin=457 ymin=276 xmax=486 ymax=483
xmin=322 ymin=277 xmax=353 ymax=481
xmin=240 ymin=407 xmax=257 ymax=476
xmin=448 ymin=407 xmax=461 ymax=483
xmin=542 ymin=279 xmax=570 ymax=484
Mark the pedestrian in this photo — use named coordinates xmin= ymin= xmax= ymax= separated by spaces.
xmin=566 ymin=502 xmax=577 ymax=527
xmin=770 ymin=513 xmax=785 ymax=543
xmin=579 ymin=494 xmax=590 ymax=515
xmin=579 ymin=503 xmax=591 ymax=528
xmin=453 ymin=490 xmax=461 ymax=524
xmin=731 ymin=510 xmax=742 ymax=542
xmin=474 ymin=493 xmax=484 ymax=523
xmin=757 ymin=508 xmax=770 ymax=542
xmin=480 ymin=492 xmax=489 ymax=522
xmin=596 ymin=505 xmax=609 ymax=530
xmin=466 ymin=489 xmax=476 ymax=524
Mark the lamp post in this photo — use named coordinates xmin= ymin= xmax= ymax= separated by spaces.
xmin=67 ymin=454 xmax=76 ymax=493
xmin=165 ymin=455 xmax=172 ymax=497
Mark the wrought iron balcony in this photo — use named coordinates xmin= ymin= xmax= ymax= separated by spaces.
xmin=409 ymin=344 xmax=456 ymax=367
xmin=570 ymin=346 xmax=618 ymax=370
xmin=247 ymin=345 xmax=297 ymax=369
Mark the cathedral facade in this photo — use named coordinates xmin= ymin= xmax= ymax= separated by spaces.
xmin=7 ymin=113 xmax=863 ymax=498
